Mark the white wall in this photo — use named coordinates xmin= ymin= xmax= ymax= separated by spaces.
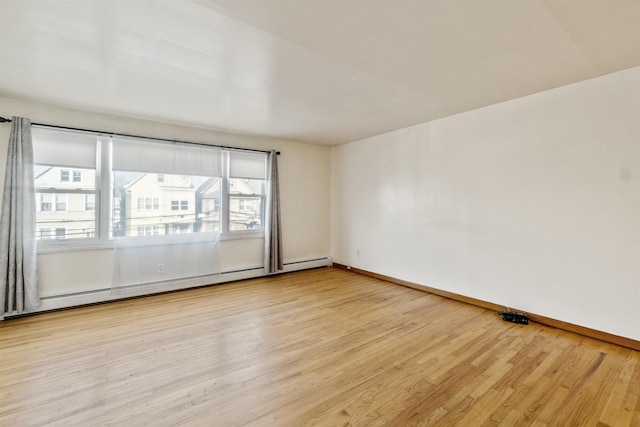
xmin=0 ymin=97 xmax=331 ymax=296
xmin=332 ymin=66 xmax=640 ymax=340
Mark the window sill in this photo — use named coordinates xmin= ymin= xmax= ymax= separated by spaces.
xmin=220 ymin=230 xmax=264 ymax=241
xmin=37 ymin=240 xmax=114 ymax=254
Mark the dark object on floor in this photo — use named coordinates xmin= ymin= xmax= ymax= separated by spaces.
xmin=498 ymin=310 xmax=529 ymax=325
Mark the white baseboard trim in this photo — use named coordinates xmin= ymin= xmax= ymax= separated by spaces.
xmin=27 ymin=257 xmax=332 ymax=314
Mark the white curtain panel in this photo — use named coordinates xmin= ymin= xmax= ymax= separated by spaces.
xmin=111 ymin=138 xmax=222 ymax=296
xmin=112 ymin=232 xmax=221 ymax=295
xmin=0 ymin=117 xmax=39 ymax=318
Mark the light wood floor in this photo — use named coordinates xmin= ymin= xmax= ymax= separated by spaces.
xmin=1 ymin=267 xmax=638 ymax=426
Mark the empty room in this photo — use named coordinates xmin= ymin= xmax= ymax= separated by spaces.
xmin=1 ymin=0 xmax=639 ymax=425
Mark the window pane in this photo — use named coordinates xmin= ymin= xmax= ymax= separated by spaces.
xmin=35 ymin=166 xmax=96 ymax=240
xmin=72 ymin=170 xmax=82 ymax=182
xmin=55 ymin=228 xmax=66 ymax=239
xmin=112 ymin=172 xmax=220 ymax=236
xmin=229 ymin=196 xmax=263 ymax=231
xmin=229 ymin=178 xmax=265 ymax=196
xmin=55 ymin=194 xmax=67 ymax=211
xmin=85 ymin=194 xmax=95 ymax=211
xmin=228 ymin=178 xmax=264 ymax=231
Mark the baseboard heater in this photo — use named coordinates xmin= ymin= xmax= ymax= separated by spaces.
xmin=30 ymin=257 xmax=332 ymax=314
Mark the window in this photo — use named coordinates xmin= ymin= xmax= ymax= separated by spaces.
xmin=85 ymin=194 xmax=95 ymax=211
xmin=37 ymin=193 xmax=67 ymax=212
xmin=169 ymin=200 xmax=188 ymax=211
xmin=33 ymin=127 xmax=99 ymax=243
xmin=227 ymin=151 xmax=266 ymax=232
xmin=39 ymin=193 xmax=52 ymax=211
xmin=55 ymin=228 xmax=66 ymax=239
xmin=55 ymin=194 xmax=67 ymax=211
xmin=238 ymin=199 xmax=250 ymax=211
xmin=31 ymin=127 xmax=268 ymax=249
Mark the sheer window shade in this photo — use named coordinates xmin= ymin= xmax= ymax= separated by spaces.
xmin=113 ymin=137 xmax=222 ymax=176
xmin=229 ymin=151 xmax=266 ymax=179
xmin=32 ymin=127 xmax=96 ymax=168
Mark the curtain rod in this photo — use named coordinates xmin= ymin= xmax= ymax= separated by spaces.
xmin=0 ymin=116 xmax=280 ymax=155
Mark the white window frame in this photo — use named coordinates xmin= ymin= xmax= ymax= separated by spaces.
xmin=221 ymin=150 xmax=266 ymax=239
xmin=34 ymin=129 xmax=268 ymax=252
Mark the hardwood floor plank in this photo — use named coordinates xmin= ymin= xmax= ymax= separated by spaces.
xmin=1 ymin=267 xmax=638 ymax=426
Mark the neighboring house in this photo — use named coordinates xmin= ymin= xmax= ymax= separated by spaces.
xmin=115 ymin=173 xmax=197 ymax=237
xmin=197 ymin=177 xmax=263 ymax=232
xmin=196 ymin=177 xmax=221 ymax=232
xmin=34 ymin=166 xmax=96 ymax=240
xmin=35 ymin=168 xmax=263 ymax=240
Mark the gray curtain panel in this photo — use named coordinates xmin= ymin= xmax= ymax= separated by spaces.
xmin=0 ymin=116 xmax=39 ymax=319
xmin=265 ymin=150 xmax=283 ymax=274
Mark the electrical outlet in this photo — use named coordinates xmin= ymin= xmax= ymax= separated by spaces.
xmin=157 ymin=263 xmax=164 ymax=274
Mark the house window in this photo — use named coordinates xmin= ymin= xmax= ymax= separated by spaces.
xmin=153 ymin=198 xmax=159 ymax=210
xmin=145 ymin=198 xmax=152 ymax=210
xmin=170 ymin=200 xmax=188 ymax=210
xmin=54 ymin=228 xmax=66 ymax=239
xmin=157 ymin=174 xmax=164 ymax=183
xmin=60 ymin=169 xmax=69 ymax=182
xmin=55 ymin=194 xmax=67 ymax=211
xmin=72 ymin=170 xmax=82 ymax=182
xmin=137 ymin=198 xmax=144 ymax=209
xmin=85 ymin=194 xmax=95 ymax=211
xmin=39 ymin=193 xmax=52 ymax=211
xmin=38 ymin=228 xmax=52 ymax=240
xmin=37 ymin=193 xmax=67 ymax=212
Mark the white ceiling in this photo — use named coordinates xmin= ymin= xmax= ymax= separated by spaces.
xmin=1 ymin=0 xmax=639 ymax=145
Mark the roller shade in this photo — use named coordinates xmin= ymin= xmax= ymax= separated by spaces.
xmin=32 ymin=127 xmax=97 ymax=168
xmin=229 ymin=150 xmax=267 ymax=179
xmin=113 ymin=137 xmax=222 ymax=177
